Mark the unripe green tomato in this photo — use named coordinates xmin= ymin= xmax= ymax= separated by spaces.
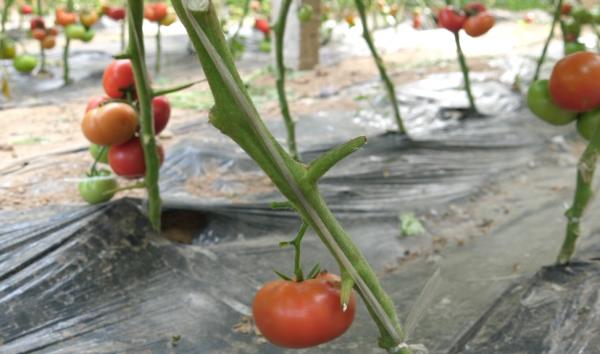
xmin=259 ymin=40 xmax=271 ymax=52
xmin=78 ymin=169 xmax=118 ymax=204
xmin=13 ymin=54 xmax=38 ymax=73
xmin=563 ymin=20 xmax=581 ymax=37
xmin=297 ymin=5 xmax=314 ymax=22
xmin=564 ymin=41 xmax=586 ymax=55
xmin=81 ymin=29 xmax=95 ymax=42
xmin=90 ymin=143 xmax=109 ymax=164
xmin=577 ymin=108 xmax=600 ymax=140
xmin=527 ymin=80 xmax=578 ymax=126
xmin=65 ymin=24 xmax=86 ymax=39
xmin=571 ymin=7 xmax=592 ymax=24
xmin=1 ymin=39 xmax=16 ymax=59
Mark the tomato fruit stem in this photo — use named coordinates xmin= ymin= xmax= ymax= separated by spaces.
xmin=453 ymin=31 xmax=476 ymax=113
xmin=273 ymin=0 xmax=301 ymax=162
xmin=533 ymin=0 xmax=563 ymax=81
xmin=127 ymin=0 xmax=163 ymax=231
xmin=279 ymin=221 xmax=310 ymax=281
xmin=556 ymin=124 xmax=600 ymax=264
xmin=354 ymin=0 xmax=406 ymax=134
xmin=155 ymin=23 xmax=161 ymax=73
xmin=152 ymin=80 xmax=201 ymax=97
xmin=229 ymin=0 xmax=251 ymax=51
xmin=90 ymin=145 xmax=107 ymax=175
xmin=103 ymin=181 xmax=147 ymax=196
xmin=37 ymin=0 xmax=47 ymax=74
xmin=63 ymin=37 xmax=71 ymax=85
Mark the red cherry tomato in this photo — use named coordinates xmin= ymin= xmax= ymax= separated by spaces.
xmin=153 ymin=2 xmax=168 ymax=21
xmin=108 ymin=137 xmax=165 ymax=178
xmin=413 ymin=15 xmax=422 ymax=29
xmin=102 ymin=59 xmax=135 ymax=98
xmin=253 ymin=275 xmax=356 ymax=349
xmin=548 ymin=51 xmax=600 ymax=112
xmin=30 ymin=17 xmax=45 ymax=30
xmin=81 ymin=103 xmax=139 ymax=146
xmin=47 ymin=27 xmax=59 ymax=36
xmin=255 ymin=19 xmax=270 ymax=35
xmin=108 ymin=6 xmax=126 ymax=20
xmin=463 ymin=12 xmax=494 ymax=37
xmin=438 ymin=7 xmax=467 ymax=33
xmin=86 ymin=96 xmax=110 ymax=112
xmin=561 ymin=2 xmax=572 ymax=15
xmin=21 ymin=5 xmax=33 ymax=14
xmin=251 ymin=1 xmax=260 ymax=10
xmin=153 ymin=96 xmax=171 ymax=134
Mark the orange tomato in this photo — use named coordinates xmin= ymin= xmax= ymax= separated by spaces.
xmin=153 ymin=2 xmax=168 ymax=21
xmin=32 ymin=28 xmax=46 ymax=40
xmin=42 ymin=35 xmax=56 ymax=49
xmin=81 ymin=103 xmax=139 ymax=146
xmin=56 ymin=8 xmax=77 ymax=27
xmin=390 ymin=4 xmax=398 ymax=16
xmin=80 ymin=10 xmax=99 ymax=27
xmin=144 ymin=3 xmax=158 ymax=21
xmin=463 ymin=12 xmax=494 ymax=37
xmin=101 ymin=3 xmax=110 ymax=15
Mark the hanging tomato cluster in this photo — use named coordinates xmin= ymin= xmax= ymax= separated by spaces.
xmin=438 ymin=2 xmax=495 ymax=37
xmin=559 ymin=2 xmax=597 ymax=55
xmin=30 ymin=16 xmax=58 ymax=49
xmin=55 ymin=8 xmax=97 ymax=42
xmin=255 ymin=19 xmax=271 ymax=52
xmin=78 ymin=59 xmax=170 ymax=204
xmin=527 ymin=51 xmax=600 ymax=140
xmin=144 ymin=1 xmax=175 ymax=25
xmin=100 ymin=4 xmax=126 ymax=21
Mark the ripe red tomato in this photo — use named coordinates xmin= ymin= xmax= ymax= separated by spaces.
xmin=255 ymin=19 xmax=270 ymax=35
xmin=549 ymin=52 xmax=600 ymax=112
xmin=463 ymin=1 xmax=485 ymax=15
xmin=253 ymin=276 xmax=356 ymax=349
xmin=153 ymin=96 xmax=171 ymax=134
xmin=56 ymin=8 xmax=77 ymax=27
xmin=463 ymin=12 xmax=494 ymax=37
xmin=30 ymin=17 xmax=45 ymax=30
xmin=21 ymin=5 xmax=33 ymax=14
xmin=86 ymin=96 xmax=110 ymax=112
xmin=144 ymin=3 xmax=158 ymax=21
xmin=108 ymin=6 xmax=126 ymax=20
xmin=81 ymin=102 xmax=139 ymax=146
xmin=103 ymin=60 xmax=134 ymax=98
xmin=413 ymin=15 xmax=422 ymax=29
xmin=32 ymin=28 xmax=46 ymax=41
xmin=438 ymin=7 xmax=467 ymax=33
xmin=561 ymin=2 xmax=572 ymax=15
xmin=108 ymin=137 xmax=165 ymax=178
xmin=153 ymin=2 xmax=168 ymax=21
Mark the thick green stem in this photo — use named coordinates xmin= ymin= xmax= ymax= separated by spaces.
xmin=63 ymin=37 xmax=70 ymax=84
xmin=280 ymin=222 xmax=309 ymax=281
xmin=273 ymin=0 xmax=301 ymax=162
xmin=556 ymin=128 xmax=600 ymax=264
xmin=37 ymin=0 xmax=46 ymax=73
xmin=121 ymin=18 xmax=126 ymax=50
xmin=230 ymin=0 xmax=250 ymax=48
xmin=127 ymin=0 xmax=163 ymax=231
xmin=355 ymin=0 xmax=406 ymax=134
xmin=534 ymin=0 xmax=563 ymax=81
xmin=0 ymin=0 xmax=15 ymax=57
xmin=155 ymin=23 xmax=161 ymax=73
xmin=171 ymin=2 xmax=410 ymax=352
xmin=453 ymin=31 xmax=476 ymax=112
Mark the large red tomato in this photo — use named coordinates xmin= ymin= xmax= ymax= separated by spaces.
xmin=548 ymin=52 xmax=600 ymax=112
xmin=253 ymin=275 xmax=356 ymax=349
xmin=153 ymin=96 xmax=171 ymax=134
xmin=438 ymin=7 xmax=467 ymax=33
xmin=102 ymin=60 xmax=135 ymax=98
xmin=81 ymin=103 xmax=139 ymax=146
xmin=107 ymin=7 xmax=126 ymax=20
xmin=108 ymin=137 xmax=165 ymax=178
xmin=463 ymin=12 xmax=494 ymax=37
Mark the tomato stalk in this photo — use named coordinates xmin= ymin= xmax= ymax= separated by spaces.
xmin=37 ymin=0 xmax=47 ymax=74
xmin=556 ymin=127 xmax=600 ymax=264
xmin=229 ymin=0 xmax=250 ymax=51
xmin=279 ymin=221 xmax=310 ymax=281
xmin=354 ymin=0 xmax=406 ymax=134
xmin=170 ymin=2 xmax=411 ymax=351
xmin=273 ymin=0 xmax=301 ymax=162
xmin=90 ymin=145 xmax=106 ymax=175
xmin=121 ymin=18 xmax=126 ymax=50
xmin=453 ymin=31 xmax=476 ymax=113
xmin=126 ymin=0 xmax=163 ymax=231
xmin=533 ymin=0 xmax=563 ymax=81
xmin=155 ymin=23 xmax=161 ymax=73
xmin=63 ymin=37 xmax=70 ymax=84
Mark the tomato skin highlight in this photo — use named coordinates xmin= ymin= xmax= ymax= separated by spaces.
xmin=548 ymin=51 xmax=600 ymax=112
xmin=108 ymin=137 xmax=165 ymax=178
xmin=438 ymin=7 xmax=467 ymax=33
xmin=577 ymin=108 xmax=600 ymax=140
xmin=81 ymin=102 xmax=139 ymax=146
xmin=463 ymin=12 xmax=494 ymax=37
xmin=78 ymin=169 xmax=117 ymax=204
xmin=253 ymin=278 xmax=356 ymax=349
xmin=153 ymin=96 xmax=171 ymax=135
xmin=527 ymin=80 xmax=578 ymax=126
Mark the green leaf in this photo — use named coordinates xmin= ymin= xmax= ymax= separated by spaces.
xmin=399 ymin=213 xmax=426 ymax=236
xmin=306 ymin=263 xmax=321 ymax=279
xmin=273 ymin=269 xmax=293 ymax=281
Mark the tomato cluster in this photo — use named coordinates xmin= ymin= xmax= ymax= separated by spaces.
xmin=30 ymin=17 xmax=58 ymax=49
xmin=143 ymin=2 xmax=176 ymax=26
xmin=528 ymin=51 xmax=600 ymax=140
xmin=439 ymin=2 xmax=494 ymax=37
xmin=55 ymin=8 xmax=97 ymax=42
xmin=560 ymin=3 xmax=597 ymax=56
xmin=78 ymin=60 xmax=170 ymax=204
xmin=100 ymin=4 xmax=126 ymax=21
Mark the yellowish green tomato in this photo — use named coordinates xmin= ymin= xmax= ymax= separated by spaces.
xmin=78 ymin=169 xmax=118 ymax=204
xmin=526 ymin=80 xmax=578 ymax=126
xmin=90 ymin=143 xmax=109 ymax=164
xmin=1 ymin=39 xmax=16 ymax=59
xmin=297 ymin=5 xmax=314 ymax=22
xmin=13 ymin=54 xmax=38 ymax=73
xmin=577 ymin=108 xmax=600 ymax=140
xmin=65 ymin=24 xmax=86 ymax=40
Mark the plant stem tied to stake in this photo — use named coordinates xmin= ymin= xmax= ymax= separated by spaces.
xmin=453 ymin=31 xmax=476 ymax=112
xmin=38 ymin=0 xmax=46 ymax=73
xmin=534 ymin=0 xmax=563 ymax=81
xmin=355 ymin=0 xmax=406 ymax=134
xmin=171 ymin=1 xmax=411 ymax=352
xmin=127 ymin=0 xmax=163 ymax=231
xmin=273 ymin=0 xmax=301 ymax=162
xmin=557 ymin=127 xmax=600 ymax=264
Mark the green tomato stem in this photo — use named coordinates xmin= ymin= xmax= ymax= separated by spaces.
xmin=229 ymin=0 xmax=250 ymax=50
xmin=155 ymin=23 xmax=161 ymax=73
xmin=453 ymin=31 xmax=476 ymax=112
xmin=354 ymin=0 xmax=406 ymax=134
xmin=152 ymin=80 xmax=203 ymax=97
xmin=121 ymin=19 xmax=126 ymax=50
xmin=63 ymin=37 xmax=70 ymax=85
xmin=280 ymin=221 xmax=309 ymax=281
xmin=103 ymin=181 xmax=147 ymax=196
xmin=556 ymin=125 xmax=600 ymax=264
xmin=127 ymin=0 xmax=163 ymax=231
xmin=170 ymin=2 xmax=408 ymax=350
xmin=534 ymin=0 xmax=563 ymax=81
xmin=90 ymin=145 xmax=107 ymax=175
xmin=37 ymin=0 xmax=46 ymax=73
xmin=273 ymin=0 xmax=301 ymax=162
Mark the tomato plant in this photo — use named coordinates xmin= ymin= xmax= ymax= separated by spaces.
xmin=81 ymin=102 xmax=139 ymax=146
xmin=108 ymin=7 xmax=126 ymax=20
xmin=56 ymin=9 xmax=77 ymax=26
xmin=527 ymin=80 xmax=578 ymax=126
xmin=153 ymin=2 xmax=168 ymax=20
xmin=159 ymin=13 xmax=176 ymax=26
xmin=144 ymin=3 xmax=158 ymax=21
xmin=576 ymin=107 xmax=600 ymax=140
xmin=81 ymin=29 xmax=95 ymax=42
xmin=13 ymin=54 xmax=38 ymax=73
xmin=153 ymin=96 xmax=171 ymax=134
xmin=109 ymin=137 xmax=165 ymax=178
xmin=297 ymin=5 xmax=313 ymax=22
xmin=548 ymin=51 xmax=600 ymax=112
xmin=32 ymin=28 xmax=46 ymax=40
xmin=563 ymin=19 xmax=581 ymax=39
xmin=571 ymin=7 xmax=592 ymax=24
xmin=438 ymin=7 xmax=467 ymax=33
xmin=463 ymin=12 xmax=494 ymax=37
xmin=78 ymin=169 xmax=117 ymax=204
xmin=90 ymin=143 xmax=110 ymax=164
xmin=102 ymin=60 xmax=135 ymax=98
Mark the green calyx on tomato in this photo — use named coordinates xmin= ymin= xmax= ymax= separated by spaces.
xmin=564 ymin=41 xmax=586 ymax=55
xmin=65 ymin=24 xmax=86 ymax=39
xmin=571 ymin=7 xmax=592 ymax=24
xmin=576 ymin=108 xmax=600 ymax=140
xmin=13 ymin=54 xmax=38 ymax=73
xmin=1 ymin=39 xmax=16 ymax=59
xmin=297 ymin=5 xmax=314 ymax=22
xmin=90 ymin=143 xmax=109 ymax=164
xmin=78 ymin=169 xmax=118 ymax=204
xmin=527 ymin=80 xmax=578 ymax=126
